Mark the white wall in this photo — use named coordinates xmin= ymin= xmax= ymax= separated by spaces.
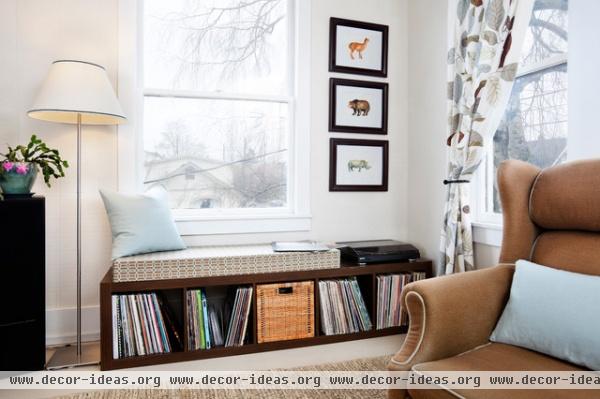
xmin=568 ymin=0 xmax=600 ymax=161
xmin=0 ymin=0 xmax=408 ymax=346
xmin=405 ymin=0 xmax=448 ymax=276
xmin=0 ymin=0 xmax=119 ymax=344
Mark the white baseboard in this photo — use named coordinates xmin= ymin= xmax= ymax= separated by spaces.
xmin=46 ymin=306 xmax=100 ymax=346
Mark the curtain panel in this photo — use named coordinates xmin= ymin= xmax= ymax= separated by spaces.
xmin=441 ymin=0 xmax=535 ymax=275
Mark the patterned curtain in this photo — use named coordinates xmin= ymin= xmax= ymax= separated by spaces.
xmin=441 ymin=0 xmax=535 ymax=275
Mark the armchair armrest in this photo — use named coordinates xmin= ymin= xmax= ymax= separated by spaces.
xmin=388 ymin=265 xmax=514 ymax=372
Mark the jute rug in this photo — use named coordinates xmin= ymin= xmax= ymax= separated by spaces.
xmin=56 ymin=356 xmax=391 ymax=399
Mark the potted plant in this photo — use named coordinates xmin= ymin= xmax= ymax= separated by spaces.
xmin=0 ymin=135 xmax=69 ymax=197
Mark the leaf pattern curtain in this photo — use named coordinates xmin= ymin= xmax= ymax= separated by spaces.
xmin=441 ymin=0 xmax=534 ymax=275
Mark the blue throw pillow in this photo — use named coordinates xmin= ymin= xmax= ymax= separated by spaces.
xmin=100 ymin=187 xmax=186 ymax=259
xmin=490 ymin=259 xmax=600 ymax=370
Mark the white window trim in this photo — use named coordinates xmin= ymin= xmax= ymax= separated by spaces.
xmin=117 ymin=0 xmax=311 ymax=236
xmin=473 ymin=53 xmax=568 ymax=245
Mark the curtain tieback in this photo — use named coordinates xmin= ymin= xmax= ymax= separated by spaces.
xmin=443 ymin=179 xmax=470 ymax=185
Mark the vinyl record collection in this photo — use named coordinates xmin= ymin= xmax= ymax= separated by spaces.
xmin=112 ymin=292 xmax=181 ymax=359
xmin=376 ymin=272 xmax=426 ymax=329
xmin=187 ymin=286 xmax=253 ymax=350
xmin=318 ymin=278 xmax=372 ymax=335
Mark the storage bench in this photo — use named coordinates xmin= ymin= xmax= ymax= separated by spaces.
xmin=100 ymin=249 xmax=433 ymax=370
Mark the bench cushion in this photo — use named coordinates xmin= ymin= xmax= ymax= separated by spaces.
xmin=112 ymin=244 xmax=340 ymax=282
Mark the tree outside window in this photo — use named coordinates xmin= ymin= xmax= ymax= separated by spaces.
xmin=489 ymin=0 xmax=568 ymax=213
xmin=143 ymin=0 xmax=290 ymax=210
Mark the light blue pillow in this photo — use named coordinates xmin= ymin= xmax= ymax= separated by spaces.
xmin=100 ymin=187 xmax=186 ymax=259
xmin=490 ymin=259 xmax=600 ymax=370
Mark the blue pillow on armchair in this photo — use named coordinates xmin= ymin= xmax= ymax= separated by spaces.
xmin=490 ymin=259 xmax=600 ymax=370
xmin=100 ymin=187 xmax=186 ymax=259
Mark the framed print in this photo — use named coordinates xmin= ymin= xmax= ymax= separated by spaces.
xmin=329 ymin=78 xmax=388 ymax=134
xmin=329 ymin=17 xmax=388 ymax=77
xmin=329 ymin=138 xmax=388 ymax=192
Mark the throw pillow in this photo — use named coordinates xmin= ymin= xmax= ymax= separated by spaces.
xmin=490 ymin=259 xmax=600 ymax=370
xmin=100 ymin=187 xmax=186 ymax=259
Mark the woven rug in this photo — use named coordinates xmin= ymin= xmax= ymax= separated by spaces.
xmin=56 ymin=356 xmax=391 ymax=399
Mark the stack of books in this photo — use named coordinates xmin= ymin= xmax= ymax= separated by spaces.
xmin=112 ymin=292 xmax=177 ymax=359
xmin=187 ymin=286 xmax=253 ymax=350
xmin=376 ymin=272 xmax=427 ymax=329
xmin=318 ymin=278 xmax=372 ymax=335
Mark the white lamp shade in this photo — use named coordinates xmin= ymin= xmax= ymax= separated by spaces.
xmin=28 ymin=60 xmax=126 ymax=125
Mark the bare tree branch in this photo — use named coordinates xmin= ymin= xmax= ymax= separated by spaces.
xmin=533 ymin=0 xmax=567 ymax=12
xmin=530 ymin=17 xmax=567 ymax=41
xmin=157 ymin=0 xmax=285 ymax=83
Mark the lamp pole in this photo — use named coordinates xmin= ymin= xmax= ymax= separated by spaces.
xmin=76 ymin=112 xmax=82 ymax=360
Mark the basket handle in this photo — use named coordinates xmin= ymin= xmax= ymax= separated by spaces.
xmin=278 ymin=287 xmax=294 ymax=294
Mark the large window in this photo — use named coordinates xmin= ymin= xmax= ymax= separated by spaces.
xmin=142 ymin=0 xmax=295 ymax=212
xmin=479 ymin=0 xmax=568 ymax=220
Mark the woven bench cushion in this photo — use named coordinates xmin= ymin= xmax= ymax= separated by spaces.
xmin=112 ymin=244 xmax=340 ymax=282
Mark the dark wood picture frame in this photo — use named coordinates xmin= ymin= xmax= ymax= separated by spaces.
xmin=329 ymin=78 xmax=388 ymax=135
xmin=329 ymin=138 xmax=389 ymax=192
xmin=329 ymin=17 xmax=389 ymax=77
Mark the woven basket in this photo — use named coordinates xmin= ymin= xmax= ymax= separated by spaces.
xmin=257 ymin=281 xmax=315 ymax=343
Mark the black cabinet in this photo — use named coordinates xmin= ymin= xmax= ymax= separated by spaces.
xmin=0 ymin=196 xmax=45 ymax=370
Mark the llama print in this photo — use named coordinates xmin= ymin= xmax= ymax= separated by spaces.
xmin=348 ymin=37 xmax=369 ymax=60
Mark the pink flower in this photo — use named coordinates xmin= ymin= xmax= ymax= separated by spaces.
xmin=2 ymin=161 xmax=14 ymax=172
xmin=15 ymin=162 xmax=29 ymax=175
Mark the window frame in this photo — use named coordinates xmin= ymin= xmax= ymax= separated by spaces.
xmin=474 ymin=53 xmax=568 ymax=230
xmin=117 ymin=0 xmax=311 ymax=235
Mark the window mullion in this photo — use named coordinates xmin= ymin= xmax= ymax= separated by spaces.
xmin=143 ymin=88 xmax=292 ymax=104
xmin=516 ymin=53 xmax=568 ymax=78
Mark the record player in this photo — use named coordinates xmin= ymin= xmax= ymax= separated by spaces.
xmin=336 ymin=239 xmax=420 ymax=265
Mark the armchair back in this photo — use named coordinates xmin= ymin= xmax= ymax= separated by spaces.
xmin=498 ymin=159 xmax=600 ymax=275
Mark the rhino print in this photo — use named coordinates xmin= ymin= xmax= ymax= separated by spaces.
xmin=348 ymin=160 xmax=371 ymax=172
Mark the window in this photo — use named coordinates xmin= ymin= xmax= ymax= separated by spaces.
xmin=124 ymin=0 xmax=310 ymax=233
xmin=478 ymin=0 xmax=568 ymax=222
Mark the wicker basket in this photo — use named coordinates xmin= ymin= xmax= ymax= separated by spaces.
xmin=257 ymin=281 xmax=315 ymax=343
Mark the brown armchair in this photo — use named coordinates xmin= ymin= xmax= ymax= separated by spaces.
xmin=388 ymin=159 xmax=600 ymax=399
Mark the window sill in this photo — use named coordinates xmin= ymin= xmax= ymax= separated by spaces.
xmin=472 ymin=221 xmax=503 ymax=247
xmin=174 ymin=213 xmax=312 ymax=236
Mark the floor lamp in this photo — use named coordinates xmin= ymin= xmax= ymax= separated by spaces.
xmin=28 ymin=60 xmax=126 ymax=369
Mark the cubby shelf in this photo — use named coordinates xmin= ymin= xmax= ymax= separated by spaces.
xmin=100 ymin=259 xmax=432 ymax=370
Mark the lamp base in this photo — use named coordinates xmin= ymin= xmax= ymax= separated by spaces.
xmin=46 ymin=342 xmax=100 ymax=370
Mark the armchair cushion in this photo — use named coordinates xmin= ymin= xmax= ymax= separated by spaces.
xmin=410 ymin=343 xmax=589 ymax=399
xmin=490 ymin=260 xmax=600 ymax=370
